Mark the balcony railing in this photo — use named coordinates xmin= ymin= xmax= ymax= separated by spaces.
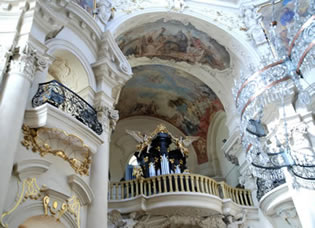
xmin=109 ymin=173 xmax=253 ymax=207
xmin=256 ymin=178 xmax=286 ymax=201
xmin=32 ymin=80 xmax=103 ymax=135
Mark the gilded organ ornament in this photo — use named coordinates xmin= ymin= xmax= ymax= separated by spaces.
xmin=126 ymin=124 xmax=198 ymax=178
xmin=21 ymin=125 xmax=92 ymax=176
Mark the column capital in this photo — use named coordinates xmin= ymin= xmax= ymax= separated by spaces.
xmin=8 ymin=44 xmax=48 ymax=82
xmin=96 ymin=104 xmax=119 ymax=133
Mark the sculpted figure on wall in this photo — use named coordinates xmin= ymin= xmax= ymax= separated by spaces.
xmin=168 ymin=0 xmax=187 ymax=12
xmin=224 ymin=210 xmax=247 ymax=228
xmin=96 ymin=0 xmax=114 ymax=26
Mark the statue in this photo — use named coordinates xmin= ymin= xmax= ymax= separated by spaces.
xmin=96 ymin=0 xmax=114 ymax=26
xmin=224 ymin=210 xmax=247 ymax=228
xmin=169 ymin=0 xmax=187 ymax=12
xmin=177 ymin=136 xmax=199 ymax=156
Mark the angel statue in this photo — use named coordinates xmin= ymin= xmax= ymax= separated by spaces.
xmin=177 ymin=136 xmax=199 ymax=156
xmin=126 ymin=129 xmax=151 ymax=152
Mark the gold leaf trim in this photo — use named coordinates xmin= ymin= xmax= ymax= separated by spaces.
xmin=21 ymin=125 xmax=92 ymax=176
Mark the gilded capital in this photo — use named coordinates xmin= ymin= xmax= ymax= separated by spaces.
xmin=8 ymin=44 xmax=48 ymax=82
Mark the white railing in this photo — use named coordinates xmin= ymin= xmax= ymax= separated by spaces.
xmin=109 ymin=174 xmax=253 ymax=207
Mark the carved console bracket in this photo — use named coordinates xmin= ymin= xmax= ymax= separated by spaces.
xmin=14 ymin=159 xmax=52 ymax=180
xmin=221 ymin=130 xmax=242 ymax=165
xmin=68 ymin=174 xmax=94 ymax=205
xmin=21 ymin=125 xmax=92 ymax=176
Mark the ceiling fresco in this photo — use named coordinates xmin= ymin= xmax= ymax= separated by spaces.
xmin=116 ymin=19 xmax=231 ymax=71
xmin=260 ymin=0 xmax=311 ymax=53
xmin=116 ymin=65 xmax=224 ymax=164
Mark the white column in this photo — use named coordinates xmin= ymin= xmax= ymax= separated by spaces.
xmin=0 ymin=45 xmax=46 ymax=213
xmin=87 ymin=106 xmax=118 ymax=228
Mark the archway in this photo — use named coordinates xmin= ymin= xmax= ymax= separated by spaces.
xmin=18 ymin=215 xmax=66 ymax=228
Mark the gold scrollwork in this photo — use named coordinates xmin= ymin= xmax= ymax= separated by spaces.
xmin=1 ymin=178 xmax=81 ymax=228
xmin=67 ymin=196 xmax=81 ymax=228
xmin=135 ymin=124 xmax=191 ymax=158
xmin=21 ymin=125 xmax=92 ymax=176
xmin=1 ymin=178 xmax=43 ymax=228
xmin=43 ymin=195 xmax=80 ymax=228
xmin=132 ymin=166 xmax=143 ymax=179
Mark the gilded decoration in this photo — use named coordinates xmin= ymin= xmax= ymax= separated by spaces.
xmin=21 ymin=125 xmax=92 ymax=176
xmin=0 ymin=177 xmax=81 ymax=228
xmin=43 ymin=195 xmax=81 ymax=228
xmin=127 ymin=124 xmax=198 ymax=158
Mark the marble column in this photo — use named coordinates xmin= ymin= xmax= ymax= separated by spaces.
xmin=87 ymin=105 xmax=118 ymax=228
xmin=0 ymin=44 xmax=46 ymax=213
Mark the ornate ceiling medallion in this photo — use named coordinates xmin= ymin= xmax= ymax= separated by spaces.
xmin=21 ymin=125 xmax=92 ymax=176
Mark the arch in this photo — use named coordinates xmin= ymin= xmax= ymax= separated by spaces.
xmin=207 ymin=111 xmax=227 ymax=177
xmin=109 ymin=11 xmax=259 ymax=124
xmin=108 ymin=10 xmax=260 ymax=66
xmin=45 ymin=38 xmax=96 ymax=92
xmin=4 ymin=201 xmax=77 ymax=228
xmin=18 ymin=215 xmax=66 ymax=228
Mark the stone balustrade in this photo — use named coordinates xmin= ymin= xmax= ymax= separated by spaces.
xmin=109 ymin=173 xmax=253 ymax=207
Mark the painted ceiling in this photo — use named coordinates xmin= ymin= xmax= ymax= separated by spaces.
xmin=259 ymin=0 xmax=311 ymax=53
xmin=116 ymin=65 xmax=224 ymax=164
xmin=116 ymin=19 xmax=230 ymax=70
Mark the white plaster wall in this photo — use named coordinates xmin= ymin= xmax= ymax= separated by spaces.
xmin=214 ymin=113 xmax=240 ymax=186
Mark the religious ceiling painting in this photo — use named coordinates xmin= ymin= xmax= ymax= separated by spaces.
xmin=260 ymin=0 xmax=311 ymax=52
xmin=77 ymin=0 xmax=95 ymax=15
xmin=116 ymin=65 xmax=224 ymax=164
xmin=116 ymin=19 xmax=230 ymax=70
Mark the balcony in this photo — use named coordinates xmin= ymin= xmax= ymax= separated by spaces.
xmin=108 ymin=173 xmax=254 ymax=215
xmin=32 ymin=80 xmax=103 ymax=135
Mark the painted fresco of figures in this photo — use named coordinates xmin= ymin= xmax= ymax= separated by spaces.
xmin=117 ymin=19 xmax=230 ymax=71
xmin=117 ymin=65 xmax=225 ymax=165
xmin=78 ymin=0 xmax=95 ymax=15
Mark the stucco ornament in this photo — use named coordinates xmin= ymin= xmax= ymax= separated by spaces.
xmin=0 ymin=45 xmax=12 ymax=85
xmin=168 ymin=0 xmax=187 ymax=12
xmin=9 ymin=44 xmax=48 ymax=82
xmin=96 ymin=0 xmax=114 ymax=25
xmin=276 ymin=207 xmax=302 ymax=228
xmin=96 ymin=105 xmax=119 ymax=131
xmin=108 ymin=210 xmax=127 ymax=228
xmin=224 ymin=210 xmax=247 ymax=228
xmin=240 ymin=3 xmax=266 ymax=45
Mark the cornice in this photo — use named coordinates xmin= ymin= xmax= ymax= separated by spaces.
xmin=35 ymin=0 xmax=102 ymax=58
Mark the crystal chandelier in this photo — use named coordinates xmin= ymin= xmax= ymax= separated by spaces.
xmin=233 ymin=0 xmax=315 ymax=188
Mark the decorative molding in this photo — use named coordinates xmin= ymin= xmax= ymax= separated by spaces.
xmin=276 ymin=205 xmax=302 ymax=228
xmin=93 ymin=31 xmax=132 ymax=85
xmin=24 ymin=104 xmax=103 ymax=153
xmin=0 ymin=44 xmax=12 ymax=84
xmin=1 ymin=178 xmax=44 ymax=228
xmin=21 ymin=125 xmax=92 ymax=176
xmin=221 ymin=130 xmax=242 ymax=165
xmin=96 ymin=104 xmax=119 ymax=132
xmin=8 ymin=44 xmax=48 ymax=82
xmin=14 ymin=159 xmax=52 ymax=180
xmin=36 ymin=0 xmax=102 ymax=58
xmin=0 ymin=177 xmax=82 ymax=228
xmin=259 ymin=183 xmax=291 ymax=216
xmin=43 ymin=194 xmax=81 ymax=228
xmin=67 ymin=174 xmax=94 ymax=205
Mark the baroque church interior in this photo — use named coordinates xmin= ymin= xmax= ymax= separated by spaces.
xmin=0 ymin=0 xmax=314 ymax=227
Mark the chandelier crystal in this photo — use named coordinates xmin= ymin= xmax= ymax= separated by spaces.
xmin=233 ymin=0 xmax=315 ymax=188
